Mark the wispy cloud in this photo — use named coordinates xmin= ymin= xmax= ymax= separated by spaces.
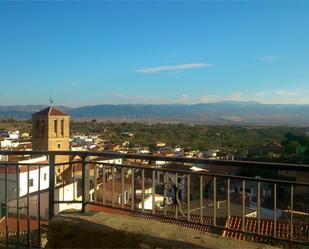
xmin=198 ymin=92 xmax=244 ymax=103
xmin=256 ymin=55 xmax=283 ymax=62
xmin=275 ymin=90 xmax=298 ymax=96
xmin=230 ymin=92 xmax=243 ymax=100
xmin=134 ymin=63 xmax=212 ymax=74
xmin=105 ymin=93 xmax=170 ymax=104
xmin=104 ymin=88 xmax=309 ymax=105
xmin=64 ymin=80 xmax=79 ymax=87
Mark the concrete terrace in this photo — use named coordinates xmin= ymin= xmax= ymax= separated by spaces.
xmin=47 ymin=208 xmax=278 ymax=249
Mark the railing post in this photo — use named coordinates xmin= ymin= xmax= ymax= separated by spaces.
xmin=152 ymin=170 xmax=155 ymax=215
xmin=102 ymin=165 xmax=106 ymax=206
xmin=200 ymin=175 xmax=203 ymax=224
xmin=213 ymin=176 xmax=217 ymax=226
xmin=257 ymin=181 xmax=261 ymax=235
xmin=48 ymin=154 xmax=55 ymax=220
xmin=273 ymin=183 xmax=277 ymax=238
xmin=16 ymin=164 xmax=20 ymax=247
xmin=242 ymin=179 xmax=246 ymax=232
xmin=141 ymin=169 xmax=145 ymax=212
xmin=5 ymin=164 xmax=8 ymax=247
xmin=121 ymin=167 xmax=125 ymax=209
xmin=131 ymin=168 xmax=135 ymax=211
xmin=175 ymin=173 xmax=178 ymax=219
xmin=82 ymin=155 xmax=90 ymax=213
xmin=94 ymin=163 xmax=97 ymax=203
xmin=290 ymin=184 xmax=294 ymax=241
xmin=227 ymin=178 xmax=230 ymax=228
xmin=187 ymin=174 xmax=190 ymax=222
xmin=112 ymin=166 xmax=115 ymax=207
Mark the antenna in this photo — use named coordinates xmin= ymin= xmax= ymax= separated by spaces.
xmin=49 ymin=88 xmax=54 ymax=107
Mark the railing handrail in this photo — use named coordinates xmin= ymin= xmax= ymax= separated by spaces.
xmin=88 ymin=161 xmax=309 ymax=187
xmin=1 ymin=149 xmax=309 ymax=245
xmin=1 ymin=150 xmax=309 ymax=171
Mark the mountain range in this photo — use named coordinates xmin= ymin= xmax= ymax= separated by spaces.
xmin=1 ymin=101 xmax=309 ymax=126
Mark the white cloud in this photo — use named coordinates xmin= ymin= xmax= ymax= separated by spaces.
xmin=180 ymin=94 xmax=191 ymax=101
xmin=198 ymin=92 xmax=244 ymax=103
xmin=200 ymin=96 xmax=211 ymax=102
xmin=230 ymin=92 xmax=243 ymax=100
xmin=134 ymin=63 xmax=212 ymax=74
xmin=256 ymin=55 xmax=283 ymax=62
xmin=275 ymin=90 xmax=298 ymax=96
xmin=105 ymin=93 xmax=171 ymax=104
xmin=104 ymin=88 xmax=309 ymax=105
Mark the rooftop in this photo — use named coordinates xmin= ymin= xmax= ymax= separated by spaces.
xmin=32 ymin=106 xmax=69 ymax=117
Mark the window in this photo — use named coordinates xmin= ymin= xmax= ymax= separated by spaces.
xmin=29 ymin=179 xmax=34 ymax=187
xmin=61 ymin=119 xmax=64 ymax=136
xmin=57 ymin=168 xmax=61 ymax=173
xmin=58 ymin=144 xmax=61 ymax=149
xmin=54 ymin=120 xmax=58 ymax=135
xmin=44 ymin=173 xmax=47 ymax=181
xmin=41 ymin=120 xmax=45 ymax=135
xmin=36 ymin=120 xmax=40 ymax=136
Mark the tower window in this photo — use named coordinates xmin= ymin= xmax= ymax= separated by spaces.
xmin=36 ymin=120 xmax=40 ymax=136
xmin=61 ymin=119 xmax=64 ymax=136
xmin=41 ymin=120 xmax=45 ymax=135
xmin=58 ymin=144 xmax=61 ymax=149
xmin=54 ymin=120 xmax=58 ymax=135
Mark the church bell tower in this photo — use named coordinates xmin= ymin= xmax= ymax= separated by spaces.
xmin=32 ymin=106 xmax=70 ymax=164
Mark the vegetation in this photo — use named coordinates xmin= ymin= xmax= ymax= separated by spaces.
xmin=2 ymin=118 xmax=309 ymax=163
xmin=0 ymin=119 xmax=31 ymax=133
xmin=70 ymin=119 xmax=306 ymax=151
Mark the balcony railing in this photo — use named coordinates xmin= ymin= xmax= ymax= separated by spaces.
xmin=0 ymin=150 xmax=309 ymax=248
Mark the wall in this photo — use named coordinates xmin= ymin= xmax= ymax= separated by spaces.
xmin=7 ymin=181 xmax=82 ymax=219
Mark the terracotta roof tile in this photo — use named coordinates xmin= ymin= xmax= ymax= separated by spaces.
xmin=32 ymin=106 xmax=69 ymax=116
xmin=224 ymin=216 xmax=309 ymax=241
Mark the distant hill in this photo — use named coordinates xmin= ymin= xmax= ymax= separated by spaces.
xmin=1 ymin=102 xmax=309 ymax=126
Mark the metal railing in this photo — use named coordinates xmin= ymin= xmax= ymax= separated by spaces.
xmin=0 ymin=150 xmax=309 ymax=248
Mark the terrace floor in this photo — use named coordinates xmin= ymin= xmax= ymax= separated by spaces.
xmin=47 ymin=206 xmax=278 ymax=249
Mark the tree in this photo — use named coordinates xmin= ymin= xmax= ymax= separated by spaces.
xmin=285 ymin=140 xmax=301 ymax=154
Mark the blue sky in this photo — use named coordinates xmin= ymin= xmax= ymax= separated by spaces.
xmin=0 ymin=1 xmax=309 ymax=106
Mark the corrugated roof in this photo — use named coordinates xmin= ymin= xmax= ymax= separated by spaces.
xmin=32 ymin=106 xmax=69 ymax=116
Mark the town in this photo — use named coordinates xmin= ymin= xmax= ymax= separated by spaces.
xmin=1 ymin=0 xmax=309 ymax=247
xmin=0 ymin=106 xmax=309 ymax=248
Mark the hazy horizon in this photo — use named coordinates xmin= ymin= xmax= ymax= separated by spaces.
xmin=2 ymin=100 xmax=309 ymax=109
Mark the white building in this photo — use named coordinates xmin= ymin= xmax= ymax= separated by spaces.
xmin=204 ymin=149 xmax=220 ymax=159
xmin=138 ymin=194 xmax=164 ymax=210
xmin=9 ymin=131 xmax=20 ymax=140
xmin=7 ymin=181 xmax=82 ymax=219
xmin=0 ymin=139 xmax=12 ymax=148
xmin=0 ymin=156 xmax=82 ymax=219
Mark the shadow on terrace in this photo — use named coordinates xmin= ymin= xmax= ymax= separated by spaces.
xmin=0 ymin=150 xmax=309 ymax=248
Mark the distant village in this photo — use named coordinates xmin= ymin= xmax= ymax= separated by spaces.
xmin=0 ymin=106 xmax=308 ymax=232
xmin=1 ymin=123 xmax=239 ymax=160
xmin=0 ymin=105 xmax=308 ymax=249
xmin=0 ymin=123 xmax=294 ymax=161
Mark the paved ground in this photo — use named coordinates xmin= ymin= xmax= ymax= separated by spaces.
xmin=48 ymin=209 xmax=279 ymax=249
